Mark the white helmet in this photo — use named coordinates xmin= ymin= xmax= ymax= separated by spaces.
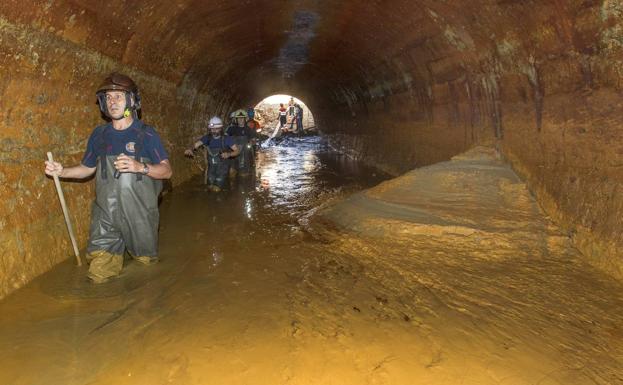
xmin=208 ymin=116 xmax=223 ymax=128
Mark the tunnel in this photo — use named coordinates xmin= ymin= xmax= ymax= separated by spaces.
xmin=1 ymin=1 xmax=623 ymax=383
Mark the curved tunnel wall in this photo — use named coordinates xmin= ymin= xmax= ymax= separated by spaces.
xmin=0 ymin=1 xmax=621 ymax=298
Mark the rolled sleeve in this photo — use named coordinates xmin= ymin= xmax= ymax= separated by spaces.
xmin=147 ymin=131 xmax=169 ymax=163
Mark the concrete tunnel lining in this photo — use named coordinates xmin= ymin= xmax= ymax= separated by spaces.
xmin=0 ymin=1 xmax=622 ymax=298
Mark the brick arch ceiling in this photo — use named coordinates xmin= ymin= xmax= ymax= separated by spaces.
xmin=5 ymin=0 xmax=605 ymax=121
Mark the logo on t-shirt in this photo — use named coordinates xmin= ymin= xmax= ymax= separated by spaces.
xmin=125 ymin=142 xmax=136 ymax=153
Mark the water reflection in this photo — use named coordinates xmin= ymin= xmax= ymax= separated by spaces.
xmin=253 ymin=136 xmax=383 ymax=217
xmin=257 ymin=142 xmax=320 ymax=199
xmin=211 ymin=247 xmax=224 ymax=267
xmin=244 ymin=197 xmax=253 ymax=220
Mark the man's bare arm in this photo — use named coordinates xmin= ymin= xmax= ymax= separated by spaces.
xmin=145 ymin=160 xmax=173 ymax=180
xmin=44 ymin=161 xmax=96 ymax=179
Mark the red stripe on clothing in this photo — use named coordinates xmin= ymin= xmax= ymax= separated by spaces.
xmin=85 ymin=151 xmax=93 ymax=159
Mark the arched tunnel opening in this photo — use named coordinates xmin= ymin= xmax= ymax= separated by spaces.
xmin=1 ymin=1 xmax=623 ymax=383
xmin=254 ymin=94 xmax=316 ymax=136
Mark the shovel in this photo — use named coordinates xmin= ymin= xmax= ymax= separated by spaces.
xmin=47 ymin=152 xmax=82 ymax=266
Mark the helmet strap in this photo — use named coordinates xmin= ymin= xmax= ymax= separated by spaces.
xmin=125 ymin=92 xmax=134 ymax=112
xmin=113 ymin=92 xmax=135 ymax=120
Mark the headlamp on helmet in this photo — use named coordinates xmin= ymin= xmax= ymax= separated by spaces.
xmin=208 ymin=116 xmax=224 ymax=128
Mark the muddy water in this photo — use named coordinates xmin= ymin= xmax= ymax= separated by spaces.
xmin=1 ymin=139 xmax=623 ymax=385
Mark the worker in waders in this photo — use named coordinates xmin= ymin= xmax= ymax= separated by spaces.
xmin=226 ymin=109 xmax=256 ymax=177
xmin=246 ymin=118 xmax=262 ymax=149
xmin=44 ymin=73 xmax=173 ymax=283
xmin=246 ymin=106 xmax=256 ymax=121
xmin=185 ymin=116 xmax=240 ymax=192
xmin=294 ymin=103 xmax=304 ymax=135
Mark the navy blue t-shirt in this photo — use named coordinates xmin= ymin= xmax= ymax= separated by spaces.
xmin=82 ymin=120 xmax=169 ymax=168
xmin=225 ymin=124 xmax=244 ymax=137
xmin=226 ymin=124 xmax=255 ymax=139
xmin=200 ymin=135 xmax=235 ymax=150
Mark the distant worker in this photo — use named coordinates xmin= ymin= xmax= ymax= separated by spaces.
xmin=246 ymin=107 xmax=261 ymax=135
xmin=226 ymin=109 xmax=256 ymax=176
xmin=293 ymin=103 xmax=303 ymax=134
xmin=185 ymin=116 xmax=240 ymax=192
xmin=247 ymin=118 xmax=261 ymax=135
xmin=288 ymin=97 xmax=295 ymax=117
xmin=227 ymin=111 xmax=237 ymax=131
xmin=247 ymin=106 xmax=256 ymax=121
xmin=278 ymin=103 xmax=287 ymax=130
xmin=287 ymin=97 xmax=296 ymax=131
xmin=44 ymin=73 xmax=173 ymax=283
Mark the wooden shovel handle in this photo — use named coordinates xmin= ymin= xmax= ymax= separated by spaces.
xmin=47 ymin=152 xmax=82 ymax=266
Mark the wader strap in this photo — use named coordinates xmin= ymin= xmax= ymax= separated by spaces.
xmin=207 ymin=136 xmax=229 ymax=157
xmin=98 ymin=125 xmax=109 ymax=180
xmin=133 ymin=121 xmax=146 ymax=181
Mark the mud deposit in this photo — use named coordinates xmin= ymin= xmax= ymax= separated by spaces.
xmin=0 ymin=139 xmax=621 ymax=385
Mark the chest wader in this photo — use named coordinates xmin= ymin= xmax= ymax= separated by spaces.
xmin=296 ymin=114 xmax=303 ymax=134
xmin=207 ymin=137 xmax=231 ymax=190
xmin=86 ymin=125 xmax=163 ymax=283
xmin=231 ymin=135 xmax=253 ymax=175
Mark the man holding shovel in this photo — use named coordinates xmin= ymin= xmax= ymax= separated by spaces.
xmin=44 ymin=73 xmax=172 ymax=283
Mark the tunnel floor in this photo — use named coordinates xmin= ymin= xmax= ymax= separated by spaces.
xmin=1 ymin=138 xmax=622 ymax=385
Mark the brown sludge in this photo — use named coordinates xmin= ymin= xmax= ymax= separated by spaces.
xmin=0 ymin=140 xmax=621 ymax=384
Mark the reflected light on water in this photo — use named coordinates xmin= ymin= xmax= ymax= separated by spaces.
xmin=211 ymin=247 xmax=224 ymax=267
xmin=257 ymin=143 xmax=321 ymax=205
xmin=244 ymin=197 xmax=253 ymax=220
xmin=302 ymin=152 xmax=319 ymax=172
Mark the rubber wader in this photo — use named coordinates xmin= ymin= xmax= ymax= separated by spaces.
xmin=86 ymin=155 xmax=162 ymax=283
xmin=232 ymin=136 xmax=253 ymax=175
xmin=207 ymin=137 xmax=231 ymax=190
